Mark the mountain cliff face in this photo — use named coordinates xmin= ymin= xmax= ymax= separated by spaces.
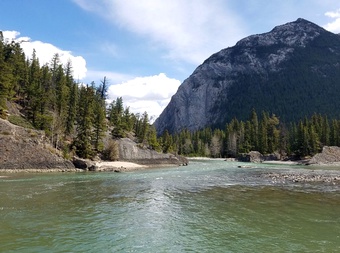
xmin=154 ymin=18 xmax=340 ymax=134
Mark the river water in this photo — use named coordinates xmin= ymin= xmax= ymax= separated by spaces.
xmin=1 ymin=160 xmax=340 ymax=252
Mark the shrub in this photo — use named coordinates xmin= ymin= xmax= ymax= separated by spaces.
xmin=102 ymin=140 xmax=119 ymax=161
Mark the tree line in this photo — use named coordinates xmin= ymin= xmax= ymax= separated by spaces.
xmin=0 ymin=33 xmax=157 ymax=159
xmin=163 ymin=110 xmax=340 ymax=159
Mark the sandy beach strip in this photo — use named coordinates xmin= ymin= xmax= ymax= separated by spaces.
xmin=94 ymin=161 xmax=148 ymax=172
xmin=261 ymin=160 xmax=301 ymax=165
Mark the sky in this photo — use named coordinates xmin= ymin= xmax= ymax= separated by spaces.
xmin=1 ymin=0 xmax=340 ymax=120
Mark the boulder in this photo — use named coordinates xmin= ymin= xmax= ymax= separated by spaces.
xmin=117 ymin=138 xmax=188 ymax=166
xmin=238 ymin=151 xmax=263 ymax=163
xmin=308 ymin=146 xmax=340 ymax=165
xmin=72 ymin=157 xmax=98 ymax=171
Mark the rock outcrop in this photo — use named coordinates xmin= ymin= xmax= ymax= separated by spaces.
xmin=117 ymin=138 xmax=188 ymax=166
xmin=238 ymin=151 xmax=282 ymax=163
xmin=0 ymin=117 xmax=188 ymax=172
xmin=308 ymin=146 xmax=340 ymax=165
xmin=154 ymin=18 xmax=340 ymax=134
xmin=238 ymin=151 xmax=264 ymax=163
xmin=0 ymin=118 xmax=75 ymax=170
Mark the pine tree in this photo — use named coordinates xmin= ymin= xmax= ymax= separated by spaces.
xmin=147 ymin=125 xmax=161 ymax=152
xmin=0 ymin=34 xmax=15 ymax=118
xmin=26 ymin=49 xmax=41 ymax=125
xmin=121 ymin=107 xmax=134 ymax=132
xmin=109 ymin=97 xmax=125 ymax=138
xmin=321 ymin=116 xmax=330 ymax=146
xmin=161 ymin=130 xmax=173 ymax=153
xmin=250 ymin=109 xmax=259 ymax=150
xmin=267 ymin=114 xmax=280 ymax=153
xmin=65 ymin=82 xmax=78 ymax=135
xmin=74 ymin=85 xmax=95 ymax=158
xmin=137 ymin=112 xmax=149 ymax=144
xmin=92 ymin=81 xmax=107 ymax=152
xmin=36 ymin=64 xmax=53 ymax=131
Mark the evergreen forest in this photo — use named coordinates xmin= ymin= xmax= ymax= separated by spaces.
xmin=1 ymin=33 xmax=340 ymax=160
xmin=166 ymin=110 xmax=339 ymax=159
xmin=0 ymin=33 xmax=157 ymax=159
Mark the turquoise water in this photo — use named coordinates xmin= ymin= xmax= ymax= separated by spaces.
xmin=1 ymin=160 xmax=340 ymax=252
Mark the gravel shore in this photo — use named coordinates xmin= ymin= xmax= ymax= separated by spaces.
xmin=263 ymin=170 xmax=340 ymax=184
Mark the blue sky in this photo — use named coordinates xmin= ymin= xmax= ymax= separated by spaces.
xmin=1 ymin=0 xmax=340 ymax=119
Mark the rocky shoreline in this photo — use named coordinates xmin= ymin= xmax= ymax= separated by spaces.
xmin=0 ymin=168 xmax=83 ymax=173
xmin=0 ymin=161 xmax=150 ymax=173
xmin=0 ymin=119 xmax=188 ymax=173
xmin=239 ymin=146 xmax=340 ymax=166
xmin=263 ymin=170 xmax=340 ymax=184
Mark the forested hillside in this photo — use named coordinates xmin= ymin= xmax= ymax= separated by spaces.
xmin=0 ymin=32 xmax=158 ymax=159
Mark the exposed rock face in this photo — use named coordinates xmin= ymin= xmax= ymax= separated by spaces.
xmin=0 ymin=119 xmax=75 ymax=170
xmin=154 ymin=18 xmax=340 ymax=134
xmin=72 ymin=157 xmax=97 ymax=171
xmin=117 ymin=138 xmax=188 ymax=166
xmin=238 ymin=151 xmax=263 ymax=163
xmin=308 ymin=146 xmax=340 ymax=165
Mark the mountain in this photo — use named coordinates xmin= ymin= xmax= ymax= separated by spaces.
xmin=154 ymin=18 xmax=340 ymax=134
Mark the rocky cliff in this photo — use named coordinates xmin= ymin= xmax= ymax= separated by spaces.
xmin=0 ymin=118 xmax=75 ymax=171
xmin=154 ymin=18 xmax=340 ymax=134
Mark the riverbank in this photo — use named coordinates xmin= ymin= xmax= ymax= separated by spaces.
xmin=0 ymin=161 xmax=149 ymax=173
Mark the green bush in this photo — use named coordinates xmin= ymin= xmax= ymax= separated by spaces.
xmin=8 ymin=115 xmax=34 ymax=129
xmin=102 ymin=140 xmax=119 ymax=161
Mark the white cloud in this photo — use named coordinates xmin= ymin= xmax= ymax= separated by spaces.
xmin=107 ymin=73 xmax=181 ymax=120
xmin=85 ymin=70 xmax=134 ymax=84
xmin=324 ymin=9 xmax=340 ymax=33
xmin=2 ymin=30 xmax=87 ymax=80
xmin=325 ymin=9 xmax=340 ymax=18
xmin=73 ymin=0 xmax=247 ymax=65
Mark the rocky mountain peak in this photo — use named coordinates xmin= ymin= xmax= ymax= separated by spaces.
xmin=154 ymin=19 xmax=340 ymax=135
xmin=236 ymin=18 xmax=324 ymax=48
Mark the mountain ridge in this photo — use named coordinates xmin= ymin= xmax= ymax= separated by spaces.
xmin=154 ymin=18 xmax=340 ymax=134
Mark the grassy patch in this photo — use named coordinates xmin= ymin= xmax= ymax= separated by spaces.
xmin=8 ymin=115 xmax=34 ymax=129
xmin=0 ymin=131 xmax=11 ymax=135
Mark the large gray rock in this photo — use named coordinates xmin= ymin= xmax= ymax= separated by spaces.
xmin=308 ymin=146 xmax=340 ymax=165
xmin=238 ymin=151 xmax=263 ymax=163
xmin=72 ymin=157 xmax=97 ymax=171
xmin=117 ymin=138 xmax=188 ymax=166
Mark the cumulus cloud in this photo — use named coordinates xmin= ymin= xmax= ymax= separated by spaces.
xmin=85 ymin=70 xmax=134 ymax=84
xmin=2 ymin=30 xmax=87 ymax=80
xmin=324 ymin=9 xmax=340 ymax=33
xmin=73 ymin=0 xmax=246 ymax=65
xmin=107 ymin=73 xmax=181 ymax=120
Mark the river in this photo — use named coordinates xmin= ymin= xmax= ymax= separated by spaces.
xmin=1 ymin=160 xmax=339 ymax=252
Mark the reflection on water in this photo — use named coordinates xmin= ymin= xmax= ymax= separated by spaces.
xmin=0 ymin=160 xmax=340 ymax=252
